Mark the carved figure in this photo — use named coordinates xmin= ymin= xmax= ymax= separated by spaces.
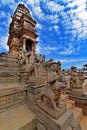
xmin=40 ymin=82 xmax=65 ymax=111
xmin=18 ymin=47 xmax=26 ymax=65
xmin=82 ymin=79 xmax=87 ymax=90
xmin=70 ymin=69 xmax=83 ymax=90
xmin=18 ymin=47 xmax=31 ymax=65
xmin=40 ymin=62 xmax=66 ymax=111
xmin=70 ymin=73 xmax=77 ymax=90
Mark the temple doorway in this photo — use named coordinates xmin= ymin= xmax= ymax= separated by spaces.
xmin=25 ymin=39 xmax=33 ymax=52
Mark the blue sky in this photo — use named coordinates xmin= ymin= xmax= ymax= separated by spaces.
xmin=0 ymin=0 xmax=87 ymax=69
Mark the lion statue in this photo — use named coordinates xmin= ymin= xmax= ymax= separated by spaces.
xmin=40 ymin=81 xmax=65 ymax=111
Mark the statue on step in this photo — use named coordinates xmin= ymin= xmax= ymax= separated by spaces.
xmin=40 ymin=62 xmax=66 ymax=111
xmin=70 ymin=72 xmax=77 ymax=90
xmin=69 ymin=66 xmax=83 ymax=90
xmin=18 ymin=47 xmax=31 ymax=65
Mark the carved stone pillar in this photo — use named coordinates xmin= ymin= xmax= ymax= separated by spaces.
xmin=23 ymin=38 xmax=26 ymax=50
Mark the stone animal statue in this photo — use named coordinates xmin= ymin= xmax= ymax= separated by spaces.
xmin=82 ymin=79 xmax=87 ymax=90
xmin=40 ymin=82 xmax=65 ymax=111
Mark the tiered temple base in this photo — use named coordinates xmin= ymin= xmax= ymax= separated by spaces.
xmin=61 ymin=93 xmax=87 ymax=130
xmin=35 ymin=104 xmax=81 ymax=130
xmin=67 ymin=90 xmax=87 ymax=116
xmin=0 ymin=104 xmax=36 ymax=130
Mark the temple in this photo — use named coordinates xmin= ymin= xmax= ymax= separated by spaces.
xmin=0 ymin=3 xmax=87 ymax=130
xmin=8 ymin=3 xmax=38 ymax=55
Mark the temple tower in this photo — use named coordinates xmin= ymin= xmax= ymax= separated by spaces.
xmin=7 ymin=3 xmax=38 ymax=55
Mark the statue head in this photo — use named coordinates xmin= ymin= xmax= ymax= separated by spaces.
xmin=49 ymin=62 xmax=58 ymax=72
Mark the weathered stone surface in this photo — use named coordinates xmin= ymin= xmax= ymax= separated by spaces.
xmin=0 ymin=104 xmax=36 ymax=130
xmin=38 ymin=102 xmax=66 ymax=119
xmin=0 ymin=83 xmax=27 ymax=112
xmin=0 ymin=3 xmax=85 ymax=130
xmin=35 ymin=106 xmax=81 ymax=130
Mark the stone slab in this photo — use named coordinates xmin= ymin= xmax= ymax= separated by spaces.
xmin=37 ymin=120 xmax=47 ymax=130
xmin=35 ymin=106 xmax=74 ymax=130
xmin=0 ymin=104 xmax=36 ymax=130
xmin=38 ymin=102 xmax=66 ymax=119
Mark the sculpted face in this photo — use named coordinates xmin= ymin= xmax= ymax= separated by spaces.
xmin=50 ymin=64 xmax=57 ymax=72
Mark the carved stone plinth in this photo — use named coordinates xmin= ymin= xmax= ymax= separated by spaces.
xmin=26 ymin=84 xmax=45 ymax=110
xmin=37 ymin=102 xmax=66 ymax=119
xmin=0 ymin=84 xmax=27 ymax=112
xmin=35 ymin=106 xmax=81 ymax=130
xmin=67 ymin=90 xmax=87 ymax=116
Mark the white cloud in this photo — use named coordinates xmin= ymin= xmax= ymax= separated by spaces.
xmin=0 ymin=11 xmax=6 ymax=17
xmin=0 ymin=35 xmax=9 ymax=51
xmin=59 ymin=58 xmax=87 ymax=69
xmin=60 ymin=58 xmax=86 ymax=63
xmin=45 ymin=46 xmax=57 ymax=51
xmin=68 ymin=0 xmax=86 ymax=8
xmin=59 ymin=0 xmax=87 ymax=43
xmin=34 ymin=6 xmax=44 ymax=19
xmin=27 ymin=0 xmax=44 ymax=19
xmin=46 ymin=1 xmax=64 ymax=13
xmin=27 ymin=0 xmax=40 ymax=6
xmin=46 ymin=14 xmax=59 ymax=24
xmin=53 ymin=25 xmax=59 ymax=32
xmin=36 ymin=42 xmax=58 ymax=54
xmin=36 ymin=23 xmax=42 ymax=29
xmin=1 ymin=0 xmax=15 ymax=4
xmin=59 ymin=43 xmax=75 ymax=55
xmin=36 ymin=43 xmax=42 ymax=54
xmin=49 ymin=25 xmax=59 ymax=34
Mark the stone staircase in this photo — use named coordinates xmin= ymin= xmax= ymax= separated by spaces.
xmin=0 ymin=104 xmax=36 ymax=130
xmin=38 ymin=63 xmax=47 ymax=81
xmin=61 ymin=94 xmax=87 ymax=130
xmin=0 ymin=55 xmax=20 ymax=83
xmin=0 ymin=54 xmax=37 ymax=130
xmin=0 ymin=55 xmax=27 ymax=112
xmin=0 ymin=54 xmax=87 ymax=130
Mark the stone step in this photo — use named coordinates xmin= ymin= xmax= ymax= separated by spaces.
xmin=0 ymin=83 xmax=27 ymax=111
xmin=0 ymin=104 xmax=36 ymax=130
xmin=72 ymin=107 xmax=83 ymax=122
xmin=0 ymin=67 xmax=20 ymax=73
xmin=80 ymin=116 xmax=87 ymax=130
xmin=0 ymin=83 xmax=27 ymax=96
xmin=0 ymin=55 xmax=18 ymax=62
xmin=0 ymin=75 xmax=19 ymax=83
xmin=0 ymin=62 xmax=19 ymax=67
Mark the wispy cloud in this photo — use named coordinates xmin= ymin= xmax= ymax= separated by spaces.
xmin=59 ymin=58 xmax=87 ymax=69
xmin=27 ymin=0 xmax=40 ymax=6
xmin=27 ymin=0 xmax=44 ymax=19
xmin=0 ymin=35 xmax=9 ymax=51
xmin=46 ymin=14 xmax=59 ymax=24
xmin=1 ymin=0 xmax=15 ymax=4
xmin=59 ymin=58 xmax=86 ymax=63
xmin=59 ymin=43 xmax=75 ymax=55
xmin=0 ymin=0 xmax=87 ymax=69
xmin=36 ymin=23 xmax=42 ymax=29
xmin=46 ymin=1 xmax=64 ymax=13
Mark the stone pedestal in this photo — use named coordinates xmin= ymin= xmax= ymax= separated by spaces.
xmin=0 ymin=84 xmax=27 ymax=112
xmin=67 ymin=90 xmax=87 ymax=116
xmin=37 ymin=102 xmax=66 ymax=119
xmin=26 ymin=84 xmax=45 ymax=110
xmin=35 ymin=105 xmax=81 ymax=130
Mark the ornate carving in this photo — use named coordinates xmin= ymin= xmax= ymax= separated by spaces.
xmin=40 ymin=62 xmax=66 ymax=111
xmin=18 ymin=47 xmax=31 ymax=65
xmin=69 ymin=67 xmax=83 ymax=90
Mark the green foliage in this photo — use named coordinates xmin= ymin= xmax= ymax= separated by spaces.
xmin=20 ymin=101 xmax=25 ymax=105
xmin=18 ymin=75 xmax=21 ymax=81
xmin=24 ymin=85 xmax=29 ymax=91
